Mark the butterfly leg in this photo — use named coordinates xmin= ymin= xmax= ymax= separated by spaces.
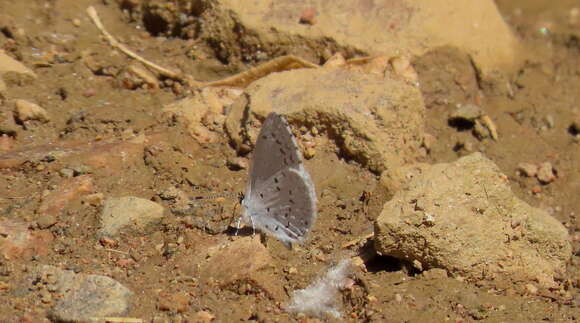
xmin=234 ymin=217 xmax=242 ymax=236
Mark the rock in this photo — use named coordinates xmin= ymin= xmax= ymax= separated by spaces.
xmin=28 ymin=265 xmax=132 ymax=322
xmin=299 ymin=8 xmax=317 ymax=25
xmin=36 ymin=214 xmax=57 ymax=229
xmin=149 ymin=0 xmax=519 ymax=80
xmin=537 ymin=162 xmax=556 ymax=184
xmin=37 ymin=175 xmax=94 ymax=218
xmin=193 ymin=310 xmax=216 ymax=322
xmin=0 ymin=50 xmax=36 ymax=90
xmin=161 ymin=88 xmax=240 ymax=144
xmin=225 ymin=68 xmax=425 ymax=174
xmin=0 ymin=218 xmax=53 ymax=260
xmin=374 ymin=153 xmax=572 ymax=288
xmin=449 ymin=103 xmax=483 ymax=122
xmin=226 ymin=157 xmax=248 ymax=170
xmin=177 ymin=236 xmax=286 ymax=301
xmin=98 ymin=196 xmax=165 ymax=237
xmin=517 ymin=162 xmax=538 ymax=177
xmin=157 ymin=291 xmax=190 ymax=313
xmin=13 ymin=99 xmax=50 ymax=123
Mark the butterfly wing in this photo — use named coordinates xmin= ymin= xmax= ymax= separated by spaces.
xmin=242 ymin=112 xmax=317 ymax=244
xmin=248 ymin=112 xmax=304 ymax=191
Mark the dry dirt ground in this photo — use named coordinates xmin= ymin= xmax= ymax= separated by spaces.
xmin=0 ymin=0 xmax=579 ymax=322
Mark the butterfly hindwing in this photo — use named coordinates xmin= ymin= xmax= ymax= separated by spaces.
xmin=245 ymin=167 xmax=317 ymax=244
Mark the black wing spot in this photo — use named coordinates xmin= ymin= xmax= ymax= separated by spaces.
xmin=289 ymin=199 xmax=295 ymax=204
xmin=284 ymin=213 xmax=289 ymax=218
xmin=266 ymin=207 xmax=270 ymax=212
xmin=289 ymin=189 xmax=293 ymax=195
xmin=275 ymin=226 xmax=279 ymax=231
xmin=276 ymin=186 xmax=281 ymax=191
xmin=274 ymin=177 xmax=279 ymax=184
xmin=259 ymin=193 xmax=264 ymax=199
xmin=279 ymin=148 xmax=286 ymax=155
xmin=276 ymin=139 xmax=281 ymax=145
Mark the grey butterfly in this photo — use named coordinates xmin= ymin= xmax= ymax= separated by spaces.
xmin=240 ymin=112 xmax=317 ymax=245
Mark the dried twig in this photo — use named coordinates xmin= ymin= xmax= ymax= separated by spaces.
xmin=86 ymin=6 xmax=319 ymax=89
xmin=86 ymin=6 xmax=198 ymax=86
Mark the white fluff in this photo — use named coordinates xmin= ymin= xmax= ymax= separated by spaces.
xmin=286 ymin=259 xmax=352 ymax=318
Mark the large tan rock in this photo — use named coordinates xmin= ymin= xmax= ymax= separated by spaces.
xmin=225 ymin=68 xmax=425 ymax=174
xmin=374 ymin=153 xmax=571 ymax=288
xmin=0 ymin=50 xmax=36 ymax=92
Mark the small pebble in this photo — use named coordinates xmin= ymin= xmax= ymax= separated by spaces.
xmin=517 ymin=162 xmax=538 ymax=177
xmin=450 ymin=103 xmax=483 ymax=122
xmin=537 ymin=162 xmax=556 ymax=184
xmin=525 ymin=283 xmax=538 ymax=295
xmin=13 ymin=99 xmax=50 ymax=123
xmin=36 ymin=213 xmax=57 ymax=229
xmin=226 ymin=157 xmax=248 ymax=170
xmin=303 ymin=147 xmax=316 ymax=159
xmin=72 ymin=18 xmax=81 ymax=27
xmin=299 ymin=8 xmax=317 ymax=25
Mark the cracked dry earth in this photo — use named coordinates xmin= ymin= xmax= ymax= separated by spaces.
xmin=0 ymin=0 xmax=579 ymax=322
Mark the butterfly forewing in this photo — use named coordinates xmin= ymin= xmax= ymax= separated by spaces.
xmin=249 ymin=113 xmax=304 ymax=190
xmin=242 ymin=112 xmax=317 ymax=244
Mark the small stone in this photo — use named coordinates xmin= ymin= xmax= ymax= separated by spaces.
xmin=98 ymin=197 xmax=165 ymax=237
xmin=390 ymin=56 xmax=419 ymax=84
xmin=193 ymin=310 xmax=215 ymax=322
xmin=14 ymin=99 xmax=50 ymax=123
xmin=157 ymin=291 xmax=190 ymax=313
xmin=517 ymin=162 xmax=538 ymax=177
xmin=525 ymin=283 xmax=538 ymax=295
xmin=299 ymin=8 xmax=317 ymax=25
xmin=537 ymin=162 xmax=556 ymax=184
xmin=83 ymin=193 xmax=104 ymax=206
xmin=544 ymin=115 xmax=555 ymax=128
xmin=36 ymin=213 xmax=57 ymax=229
xmin=226 ymin=157 xmax=248 ymax=170
xmin=72 ymin=18 xmax=81 ymax=27
xmin=32 ymin=265 xmax=133 ymax=321
xmin=394 ymin=294 xmax=403 ymax=302
xmin=450 ymin=103 xmax=483 ymax=122
xmin=421 ymin=268 xmax=448 ymax=279
xmin=59 ymin=168 xmax=74 ymax=178
xmin=39 ymin=289 xmax=52 ymax=304
xmin=303 ymin=147 xmax=316 ymax=159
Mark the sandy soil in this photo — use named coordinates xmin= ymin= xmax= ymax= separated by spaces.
xmin=0 ymin=0 xmax=578 ymax=322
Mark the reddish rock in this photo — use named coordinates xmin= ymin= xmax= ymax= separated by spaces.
xmin=37 ymin=175 xmax=94 ymax=218
xmin=299 ymin=8 xmax=317 ymax=25
xmin=0 ymin=218 xmax=53 ymax=260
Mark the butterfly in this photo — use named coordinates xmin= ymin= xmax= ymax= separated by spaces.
xmin=239 ymin=112 xmax=317 ymax=245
